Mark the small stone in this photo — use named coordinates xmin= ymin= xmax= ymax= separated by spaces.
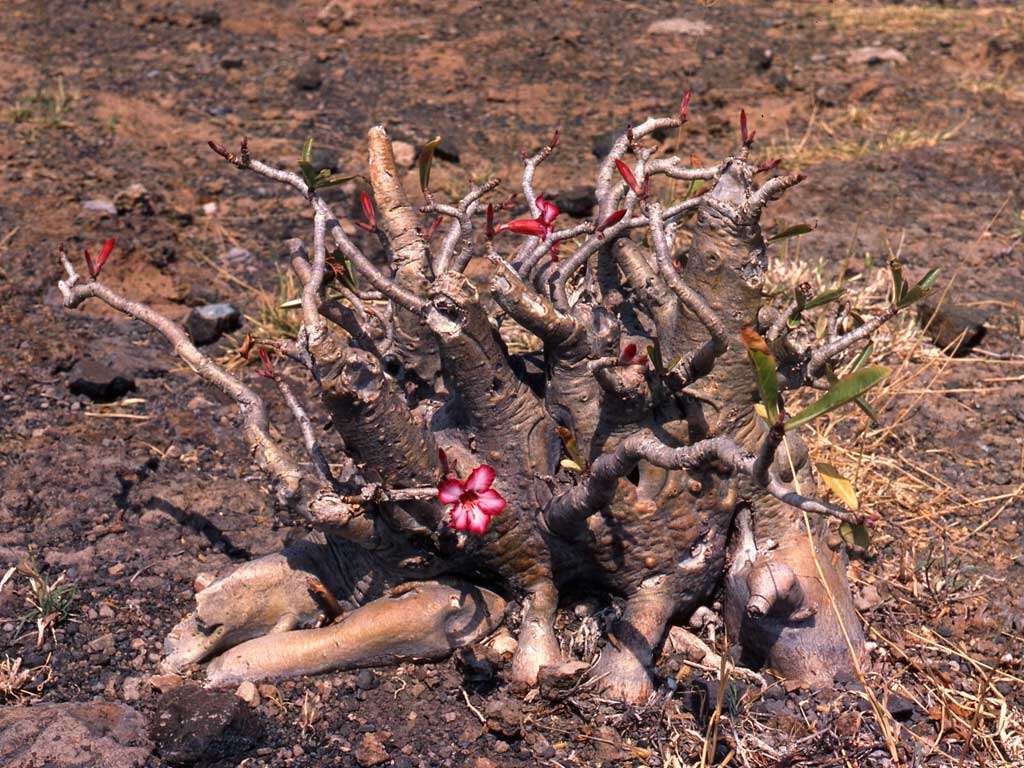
xmin=886 ymin=693 xmax=917 ymax=721
xmin=293 ymin=61 xmax=323 ymax=91
xmin=846 ymin=46 xmax=908 ymax=66
xmin=392 ymin=140 xmax=416 ymax=168
xmin=115 ymin=183 xmax=153 ymax=215
xmin=355 ymin=668 xmax=379 ymax=690
xmin=201 ymin=201 xmax=218 ymax=216
xmin=122 ymin=676 xmax=143 ymax=701
xmin=355 ymin=732 xmax=389 ymax=767
xmin=646 ymin=18 xmax=712 ymax=36
xmin=67 ymin=359 xmax=137 ymax=402
xmin=552 ymin=185 xmax=597 ymax=218
xmin=148 ymin=673 xmax=182 ymax=693
xmin=235 ymin=681 xmax=260 ymax=706
xmin=82 ymin=197 xmax=118 ymax=217
xmin=316 ymin=0 xmax=356 ymax=32
xmin=854 ymin=583 xmax=882 ymax=612
xmin=256 ymin=683 xmax=279 ymax=700
xmin=185 ymin=303 xmax=241 ymax=346
xmin=917 ymin=299 xmax=987 ymax=356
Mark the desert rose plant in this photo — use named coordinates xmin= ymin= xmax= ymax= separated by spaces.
xmin=57 ymin=96 xmax=938 ymax=702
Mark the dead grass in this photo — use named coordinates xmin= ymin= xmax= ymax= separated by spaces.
xmin=819 ymin=3 xmax=1006 ymax=36
xmin=768 ymin=101 xmax=967 ymax=170
xmin=755 ymin=233 xmax=1024 ymax=766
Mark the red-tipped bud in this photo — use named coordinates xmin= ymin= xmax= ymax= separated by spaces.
xmin=739 ymin=109 xmax=757 ymax=146
xmin=614 ymin=159 xmax=641 ymax=196
xmin=535 ymin=196 xmax=560 ymax=227
xmin=208 ymin=140 xmax=230 ymax=159
xmin=619 ymin=343 xmax=638 ymax=364
xmin=256 ymin=348 xmax=276 ymax=379
xmin=355 ymin=221 xmax=376 ymax=232
xmin=548 ymin=241 xmax=560 ymax=261
xmin=679 ymin=90 xmax=693 ymax=123
xmin=485 ymin=203 xmax=495 ymax=239
xmin=423 ymin=216 xmax=443 ymax=240
xmin=756 ymin=157 xmax=781 ymax=174
xmin=550 ymin=128 xmax=560 ymax=149
xmin=496 ymin=219 xmax=548 ymax=238
xmin=359 ymin=191 xmax=376 ymax=228
xmin=83 ymin=238 xmax=116 ymax=279
xmin=596 ymin=209 xmax=627 ymax=239
xmin=438 ymin=447 xmax=450 ymax=475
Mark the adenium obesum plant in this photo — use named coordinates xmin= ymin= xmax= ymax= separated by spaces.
xmin=437 ymin=464 xmax=507 ymax=535
xmin=56 ymin=99 xmax=941 ymax=707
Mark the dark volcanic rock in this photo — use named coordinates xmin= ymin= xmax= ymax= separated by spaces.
xmin=185 ymin=303 xmax=241 ymax=346
xmin=917 ymin=298 xmax=987 ymax=356
xmin=552 ymin=185 xmax=597 ymax=218
xmin=0 ymin=701 xmax=152 ymax=768
xmin=292 ymin=60 xmax=323 ymax=91
xmin=68 ymin=359 xmax=137 ymax=402
xmin=151 ymin=683 xmax=262 ymax=766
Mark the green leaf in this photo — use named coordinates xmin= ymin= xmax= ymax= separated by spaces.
xmin=560 ymin=458 xmax=583 ymax=473
xmin=301 ymin=137 xmax=314 ymax=165
xmin=418 ymin=136 xmax=442 ymax=192
xmin=787 ymin=365 xmax=891 ymax=429
xmin=314 ymin=172 xmax=357 ymax=189
xmin=803 ymin=287 xmax=845 ymax=310
xmin=740 ymin=328 xmax=780 ymax=424
xmin=556 ymin=426 xmax=585 ymax=470
xmin=815 ymin=462 xmax=859 ymax=510
xmin=685 ymin=179 xmax=705 ymax=199
xmin=279 ymin=297 xmax=303 ymax=309
xmin=897 ymin=267 xmax=940 ymax=308
xmin=839 ymin=521 xmax=871 ymax=549
xmin=647 ymin=341 xmax=665 ymax=376
xmin=815 ymin=314 xmax=829 ymax=340
xmin=768 ymin=223 xmax=816 ymax=243
xmin=889 ymin=258 xmax=906 ymax=304
xmin=850 ymin=341 xmax=874 ymax=373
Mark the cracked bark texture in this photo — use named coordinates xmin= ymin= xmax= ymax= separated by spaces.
xmin=58 ymin=105 xmax=900 ymax=704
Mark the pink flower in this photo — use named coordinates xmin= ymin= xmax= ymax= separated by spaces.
xmin=437 ymin=464 xmax=507 ymax=535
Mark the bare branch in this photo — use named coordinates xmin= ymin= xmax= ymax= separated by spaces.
xmin=58 ymin=248 xmax=305 ymax=508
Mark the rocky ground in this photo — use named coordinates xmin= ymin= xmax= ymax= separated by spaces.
xmin=1 ymin=1 xmax=1022 ymax=766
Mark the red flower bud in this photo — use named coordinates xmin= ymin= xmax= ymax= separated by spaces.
xmin=619 ymin=343 xmax=638 ymax=364
xmin=256 ymin=348 xmax=276 ymax=379
xmin=679 ymin=90 xmax=693 ymax=123
xmin=496 ymin=219 xmax=548 ymax=238
xmin=614 ymin=159 xmax=640 ymax=195
xmin=83 ymin=238 xmax=116 ymax=279
xmin=740 ymin=109 xmax=755 ymax=146
xmin=359 ymin=191 xmax=376 ymax=228
xmin=485 ymin=203 xmax=495 ymax=239
xmin=596 ymin=209 xmax=626 ymax=238
xmin=422 ymin=216 xmax=443 ymax=241
xmin=550 ymin=128 xmax=560 ymax=149
xmin=757 ymin=157 xmax=781 ymax=174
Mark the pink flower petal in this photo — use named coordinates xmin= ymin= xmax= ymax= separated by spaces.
xmin=438 ymin=477 xmax=464 ymax=504
xmin=465 ymin=464 xmax=495 ymax=493
xmin=466 ymin=504 xmax=491 ymax=535
xmin=475 ymin=489 xmax=506 ymax=516
xmin=449 ymin=502 xmax=470 ymax=530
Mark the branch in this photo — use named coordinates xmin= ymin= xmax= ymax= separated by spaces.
xmin=648 ymin=202 xmax=728 ymax=355
xmin=487 ymin=248 xmax=579 ymax=345
xmin=57 ymin=247 xmax=305 ymax=509
xmin=805 ymin=308 xmax=896 ymax=381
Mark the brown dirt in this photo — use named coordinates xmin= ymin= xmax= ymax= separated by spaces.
xmin=1 ymin=1 xmax=1022 ymax=766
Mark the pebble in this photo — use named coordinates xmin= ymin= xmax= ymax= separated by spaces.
xmin=235 ymin=680 xmax=260 ymax=706
xmin=184 ymin=303 xmax=241 ymax=346
xmin=355 ymin=732 xmax=389 ymax=766
xmin=646 ymin=18 xmax=712 ymax=36
xmin=82 ymin=198 xmax=118 ymax=216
